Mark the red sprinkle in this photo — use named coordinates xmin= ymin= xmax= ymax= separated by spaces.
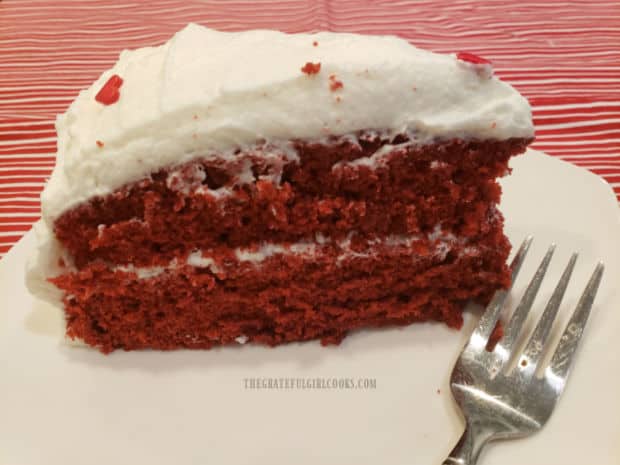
xmin=456 ymin=51 xmax=491 ymax=65
xmin=96 ymin=140 xmax=104 ymax=148
xmin=329 ymin=74 xmax=343 ymax=91
xmin=312 ymin=41 xmax=318 ymax=47
xmin=95 ymin=74 xmax=123 ymax=105
xmin=301 ymin=62 xmax=321 ymax=75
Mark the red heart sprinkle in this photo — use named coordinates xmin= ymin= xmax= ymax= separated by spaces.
xmin=456 ymin=52 xmax=491 ymax=65
xmin=301 ymin=62 xmax=321 ymax=75
xmin=95 ymin=74 xmax=124 ymax=105
xmin=329 ymin=74 xmax=343 ymax=91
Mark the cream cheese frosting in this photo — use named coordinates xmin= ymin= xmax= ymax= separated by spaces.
xmin=41 ymin=23 xmax=533 ymax=224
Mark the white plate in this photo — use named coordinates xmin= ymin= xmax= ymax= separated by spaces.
xmin=1 ymin=150 xmax=619 ymax=465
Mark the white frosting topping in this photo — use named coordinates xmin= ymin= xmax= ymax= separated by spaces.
xmin=41 ymin=23 xmax=533 ymax=223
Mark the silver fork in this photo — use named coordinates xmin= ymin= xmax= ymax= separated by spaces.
xmin=442 ymin=237 xmax=604 ymax=465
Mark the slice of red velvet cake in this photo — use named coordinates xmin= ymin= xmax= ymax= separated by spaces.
xmin=26 ymin=24 xmax=534 ymax=353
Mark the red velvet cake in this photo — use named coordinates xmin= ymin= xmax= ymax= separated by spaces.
xmin=26 ymin=24 xmax=534 ymax=352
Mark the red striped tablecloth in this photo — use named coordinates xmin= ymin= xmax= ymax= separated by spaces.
xmin=1 ymin=0 xmax=619 ymax=259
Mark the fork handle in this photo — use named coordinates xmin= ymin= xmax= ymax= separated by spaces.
xmin=442 ymin=423 xmax=493 ymax=465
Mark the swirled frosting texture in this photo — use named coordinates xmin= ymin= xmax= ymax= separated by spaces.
xmin=42 ymin=23 xmax=533 ymax=222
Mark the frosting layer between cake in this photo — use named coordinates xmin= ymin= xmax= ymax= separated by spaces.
xmin=43 ymin=23 xmax=533 ymax=222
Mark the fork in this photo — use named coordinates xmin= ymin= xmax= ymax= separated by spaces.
xmin=442 ymin=237 xmax=604 ymax=465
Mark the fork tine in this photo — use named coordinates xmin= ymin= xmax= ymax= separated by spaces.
xmin=548 ymin=262 xmax=604 ymax=380
xmin=521 ymin=253 xmax=578 ymax=367
xmin=472 ymin=236 xmax=533 ymax=343
xmin=509 ymin=236 xmax=535 ymax=283
xmin=497 ymin=244 xmax=556 ymax=356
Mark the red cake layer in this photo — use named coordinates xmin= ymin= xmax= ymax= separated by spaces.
xmin=47 ymin=133 xmax=529 ymax=352
xmin=53 ymin=134 xmax=530 ymax=268
xmin=50 ymin=229 xmax=511 ymax=353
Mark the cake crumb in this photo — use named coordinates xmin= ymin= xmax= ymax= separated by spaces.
xmin=192 ymin=114 xmax=198 ymax=120
xmin=96 ymin=140 xmax=104 ymax=148
xmin=491 ymin=121 xmax=497 ymax=129
xmin=486 ymin=322 xmax=504 ymax=351
xmin=329 ymin=74 xmax=343 ymax=91
xmin=437 ymin=389 xmax=441 ymax=394
xmin=335 ymin=96 xmax=341 ymax=103
xmin=301 ymin=62 xmax=321 ymax=75
xmin=412 ymin=86 xmax=417 ymax=92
